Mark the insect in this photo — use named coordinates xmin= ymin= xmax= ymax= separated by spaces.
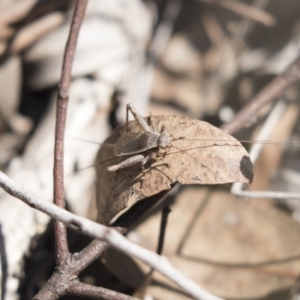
xmin=107 ymin=103 xmax=176 ymax=172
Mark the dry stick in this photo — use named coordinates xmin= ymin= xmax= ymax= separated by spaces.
xmin=67 ymin=282 xmax=139 ymax=300
xmin=53 ymin=0 xmax=88 ymax=266
xmin=68 ymin=193 xmax=170 ymax=299
xmin=221 ymin=55 xmax=300 ymax=135
xmin=200 ymin=0 xmax=275 ymax=27
xmin=34 ymin=193 xmax=168 ymax=299
xmin=0 ymin=171 xmax=223 ymax=300
xmin=35 ymin=192 xmax=167 ymax=299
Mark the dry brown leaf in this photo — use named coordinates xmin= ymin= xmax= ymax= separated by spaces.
xmin=96 ymin=115 xmax=253 ymax=224
xmin=130 ymin=187 xmax=300 ymax=299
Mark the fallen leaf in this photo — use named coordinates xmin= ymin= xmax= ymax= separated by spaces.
xmin=135 ymin=187 xmax=300 ymax=299
xmin=96 ymin=115 xmax=253 ymax=224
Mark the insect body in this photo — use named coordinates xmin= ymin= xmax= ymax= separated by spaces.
xmin=107 ymin=103 xmax=173 ymax=172
xmin=114 ymin=129 xmax=172 ymax=156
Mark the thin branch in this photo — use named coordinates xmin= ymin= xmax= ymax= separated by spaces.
xmin=221 ymin=55 xmax=300 ymax=135
xmin=70 ymin=190 xmax=168 ymax=275
xmin=0 ymin=171 xmax=223 ymax=300
xmin=53 ymin=0 xmax=88 ymax=265
xmin=232 ymin=188 xmax=300 ymax=199
xmin=200 ymin=0 xmax=275 ymax=27
xmin=34 ymin=192 xmax=168 ymax=299
xmin=67 ymin=282 xmax=139 ymax=300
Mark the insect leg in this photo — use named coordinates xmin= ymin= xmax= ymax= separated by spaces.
xmin=141 ymin=154 xmax=152 ymax=167
xmin=107 ymin=154 xmax=145 ymax=172
xmin=126 ymin=103 xmax=151 ymax=132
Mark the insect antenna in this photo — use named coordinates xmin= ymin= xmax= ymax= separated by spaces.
xmin=163 ymin=137 xmax=300 ymax=170
xmin=173 ymin=138 xmax=300 ymax=147
xmin=65 ymin=156 xmax=122 ymax=177
xmin=70 ymin=136 xmax=115 ymax=147
xmin=167 ymin=144 xmax=204 ymax=165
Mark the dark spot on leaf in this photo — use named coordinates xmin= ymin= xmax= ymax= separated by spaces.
xmin=240 ymin=155 xmax=254 ymax=184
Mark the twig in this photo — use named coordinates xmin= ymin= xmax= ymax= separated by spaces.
xmin=69 ymin=191 xmax=168 ymax=275
xmin=0 ymin=12 xmax=64 ymax=57
xmin=67 ymin=282 xmax=139 ymax=300
xmin=221 ymin=55 xmax=300 ymax=135
xmin=200 ymin=0 xmax=275 ymax=27
xmin=231 ymin=189 xmax=300 ymax=199
xmin=34 ymin=191 xmax=167 ymax=299
xmin=0 ymin=171 xmax=223 ymax=300
xmin=53 ymin=0 xmax=88 ymax=265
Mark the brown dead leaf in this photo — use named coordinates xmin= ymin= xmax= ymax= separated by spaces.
xmin=130 ymin=187 xmax=300 ymax=299
xmin=96 ymin=115 xmax=253 ymax=224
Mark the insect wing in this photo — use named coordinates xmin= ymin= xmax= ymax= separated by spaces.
xmin=114 ymin=132 xmax=148 ymax=156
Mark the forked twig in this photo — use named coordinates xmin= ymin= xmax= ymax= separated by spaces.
xmin=0 ymin=171 xmax=223 ymax=300
xmin=33 ymin=190 xmax=166 ymax=299
xmin=53 ymin=0 xmax=88 ymax=265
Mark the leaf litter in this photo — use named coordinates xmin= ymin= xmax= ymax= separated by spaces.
xmin=96 ymin=114 xmax=253 ymax=225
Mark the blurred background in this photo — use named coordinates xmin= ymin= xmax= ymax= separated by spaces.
xmin=1 ymin=0 xmax=300 ymax=299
